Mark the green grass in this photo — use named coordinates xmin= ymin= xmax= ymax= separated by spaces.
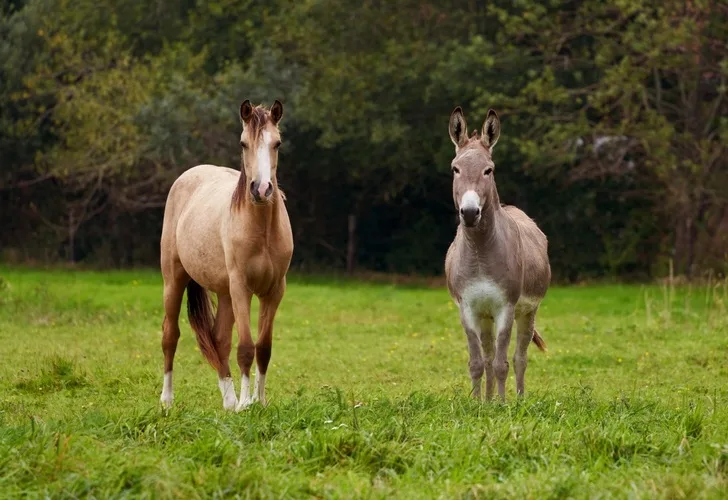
xmin=0 ymin=267 xmax=727 ymax=499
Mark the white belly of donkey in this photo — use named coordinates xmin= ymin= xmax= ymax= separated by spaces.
xmin=458 ymin=278 xmax=539 ymax=331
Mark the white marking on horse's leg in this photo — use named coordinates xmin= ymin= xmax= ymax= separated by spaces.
xmin=480 ymin=319 xmax=496 ymax=400
xmin=493 ymin=305 xmax=515 ymax=401
xmin=218 ymin=376 xmax=237 ymax=410
xmin=252 ymin=367 xmax=267 ymax=406
xmin=514 ymin=311 xmax=536 ymax=396
xmin=235 ymin=374 xmax=252 ymax=412
xmin=160 ymin=371 xmax=174 ymax=408
xmin=460 ymin=190 xmax=480 ymax=211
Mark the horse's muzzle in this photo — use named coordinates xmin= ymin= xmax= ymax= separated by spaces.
xmin=250 ymin=180 xmax=273 ymax=203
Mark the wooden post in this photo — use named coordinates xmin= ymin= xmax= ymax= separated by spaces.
xmin=346 ymin=214 xmax=357 ymax=275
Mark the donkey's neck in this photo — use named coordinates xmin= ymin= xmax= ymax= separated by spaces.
xmin=461 ymin=186 xmax=503 ymax=246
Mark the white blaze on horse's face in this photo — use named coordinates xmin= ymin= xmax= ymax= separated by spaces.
xmin=240 ymin=127 xmax=279 ymax=204
xmin=239 ymin=100 xmax=283 ymax=205
xmin=256 ymin=130 xmax=273 ymax=198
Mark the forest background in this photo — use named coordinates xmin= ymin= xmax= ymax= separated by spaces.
xmin=1 ymin=0 xmax=726 ymax=281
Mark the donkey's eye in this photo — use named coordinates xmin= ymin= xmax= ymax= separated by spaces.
xmin=452 ymin=166 xmax=460 ymax=175
xmin=484 ymin=168 xmax=493 ymax=176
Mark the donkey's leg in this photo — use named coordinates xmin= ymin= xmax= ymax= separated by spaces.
xmin=254 ymin=281 xmax=286 ymax=406
xmin=480 ymin=318 xmax=496 ymax=401
xmin=159 ymin=266 xmax=189 ymax=408
xmin=229 ymin=277 xmax=254 ymax=412
xmin=459 ymin=305 xmax=484 ymax=400
xmin=494 ymin=305 xmax=515 ymax=401
xmin=214 ymin=294 xmax=237 ymax=410
xmin=514 ymin=310 xmax=537 ymax=397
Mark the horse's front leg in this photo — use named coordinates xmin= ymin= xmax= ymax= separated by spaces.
xmin=229 ymin=276 xmax=254 ymax=412
xmin=253 ymin=280 xmax=286 ymax=406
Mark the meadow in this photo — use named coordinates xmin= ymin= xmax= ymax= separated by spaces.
xmin=0 ymin=267 xmax=727 ymax=499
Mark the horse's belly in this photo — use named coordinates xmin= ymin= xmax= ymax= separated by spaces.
xmin=179 ymin=251 xmax=229 ymax=294
xmin=176 ymin=208 xmax=229 ymax=294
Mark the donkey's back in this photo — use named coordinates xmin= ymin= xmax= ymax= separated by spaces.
xmin=502 ymin=204 xmax=550 ymax=300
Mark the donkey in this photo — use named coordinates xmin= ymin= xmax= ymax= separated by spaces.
xmin=159 ymin=100 xmax=293 ymax=411
xmin=444 ymin=106 xmax=550 ymax=401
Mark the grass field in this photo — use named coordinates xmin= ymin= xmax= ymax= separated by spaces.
xmin=0 ymin=267 xmax=727 ymax=499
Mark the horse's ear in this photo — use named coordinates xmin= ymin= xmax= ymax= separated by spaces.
xmin=448 ymin=107 xmax=468 ymax=149
xmin=270 ymin=100 xmax=283 ymax=124
xmin=240 ymin=100 xmax=253 ymax=124
xmin=481 ymin=109 xmax=500 ymax=151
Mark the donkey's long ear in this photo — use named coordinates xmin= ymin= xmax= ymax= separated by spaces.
xmin=240 ymin=100 xmax=253 ymax=124
xmin=271 ymin=100 xmax=283 ymax=124
xmin=481 ymin=109 xmax=500 ymax=150
xmin=448 ymin=107 xmax=468 ymax=149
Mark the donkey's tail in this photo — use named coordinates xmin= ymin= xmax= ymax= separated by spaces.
xmin=532 ymin=329 xmax=547 ymax=352
xmin=186 ymin=280 xmax=221 ymax=370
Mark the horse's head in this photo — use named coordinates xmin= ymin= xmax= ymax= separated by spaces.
xmin=239 ymin=100 xmax=283 ymax=205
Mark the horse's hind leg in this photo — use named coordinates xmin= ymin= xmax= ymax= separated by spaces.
xmin=160 ymin=264 xmax=189 ymax=408
xmin=214 ymin=294 xmax=237 ymax=410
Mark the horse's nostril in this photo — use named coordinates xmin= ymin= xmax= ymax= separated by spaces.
xmin=265 ymin=183 xmax=273 ymax=198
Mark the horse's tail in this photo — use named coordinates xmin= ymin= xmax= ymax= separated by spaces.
xmin=532 ymin=328 xmax=547 ymax=352
xmin=186 ymin=280 xmax=221 ymax=370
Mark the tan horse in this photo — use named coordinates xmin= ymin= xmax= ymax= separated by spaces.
xmin=445 ymin=107 xmax=550 ymax=401
xmin=159 ymin=100 xmax=293 ymax=411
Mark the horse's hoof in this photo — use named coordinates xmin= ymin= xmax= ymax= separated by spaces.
xmin=235 ymin=399 xmax=252 ymax=412
xmin=160 ymin=394 xmax=173 ymax=409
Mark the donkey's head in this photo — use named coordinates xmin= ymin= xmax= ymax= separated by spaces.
xmin=448 ymin=107 xmax=501 ymax=227
xmin=239 ymin=100 xmax=283 ymax=205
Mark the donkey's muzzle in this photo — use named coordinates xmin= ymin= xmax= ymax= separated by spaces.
xmin=250 ymin=180 xmax=273 ymax=203
xmin=460 ymin=206 xmax=481 ymax=227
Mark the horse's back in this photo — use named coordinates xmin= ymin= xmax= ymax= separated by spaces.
xmin=161 ymin=164 xmax=238 ymax=292
xmin=502 ymin=205 xmax=551 ymax=299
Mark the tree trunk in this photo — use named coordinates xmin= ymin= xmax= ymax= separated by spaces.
xmin=346 ymin=214 xmax=357 ymax=275
xmin=68 ymin=211 xmax=75 ymax=264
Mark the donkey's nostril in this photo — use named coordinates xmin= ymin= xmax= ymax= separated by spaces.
xmin=460 ymin=206 xmax=481 ymax=227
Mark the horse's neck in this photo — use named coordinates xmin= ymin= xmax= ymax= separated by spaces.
xmin=235 ymin=192 xmax=282 ymax=235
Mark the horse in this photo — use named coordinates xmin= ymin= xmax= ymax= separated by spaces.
xmin=159 ymin=100 xmax=293 ymax=411
xmin=444 ymin=106 xmax=551 ymax=401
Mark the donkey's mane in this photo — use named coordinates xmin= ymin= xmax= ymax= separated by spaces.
xmin=231 ymin=105 xmax=275 ymax=210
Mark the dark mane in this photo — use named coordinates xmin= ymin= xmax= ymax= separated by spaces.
xmin=231 ymin=105 xmax=272 ymax=210
xmin=247 ymin=106 xmax=270 ymax=139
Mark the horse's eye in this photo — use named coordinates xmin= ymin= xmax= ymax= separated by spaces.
xmin=452 ymin=166 xmax=460 ymax=175
xmin=240 ymin=141 xmax=249 ymax=149
xmin=484 ymin=168 xmax=493 ymax=176
xmin=274 ymin=141 xmax=281 ymax=150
